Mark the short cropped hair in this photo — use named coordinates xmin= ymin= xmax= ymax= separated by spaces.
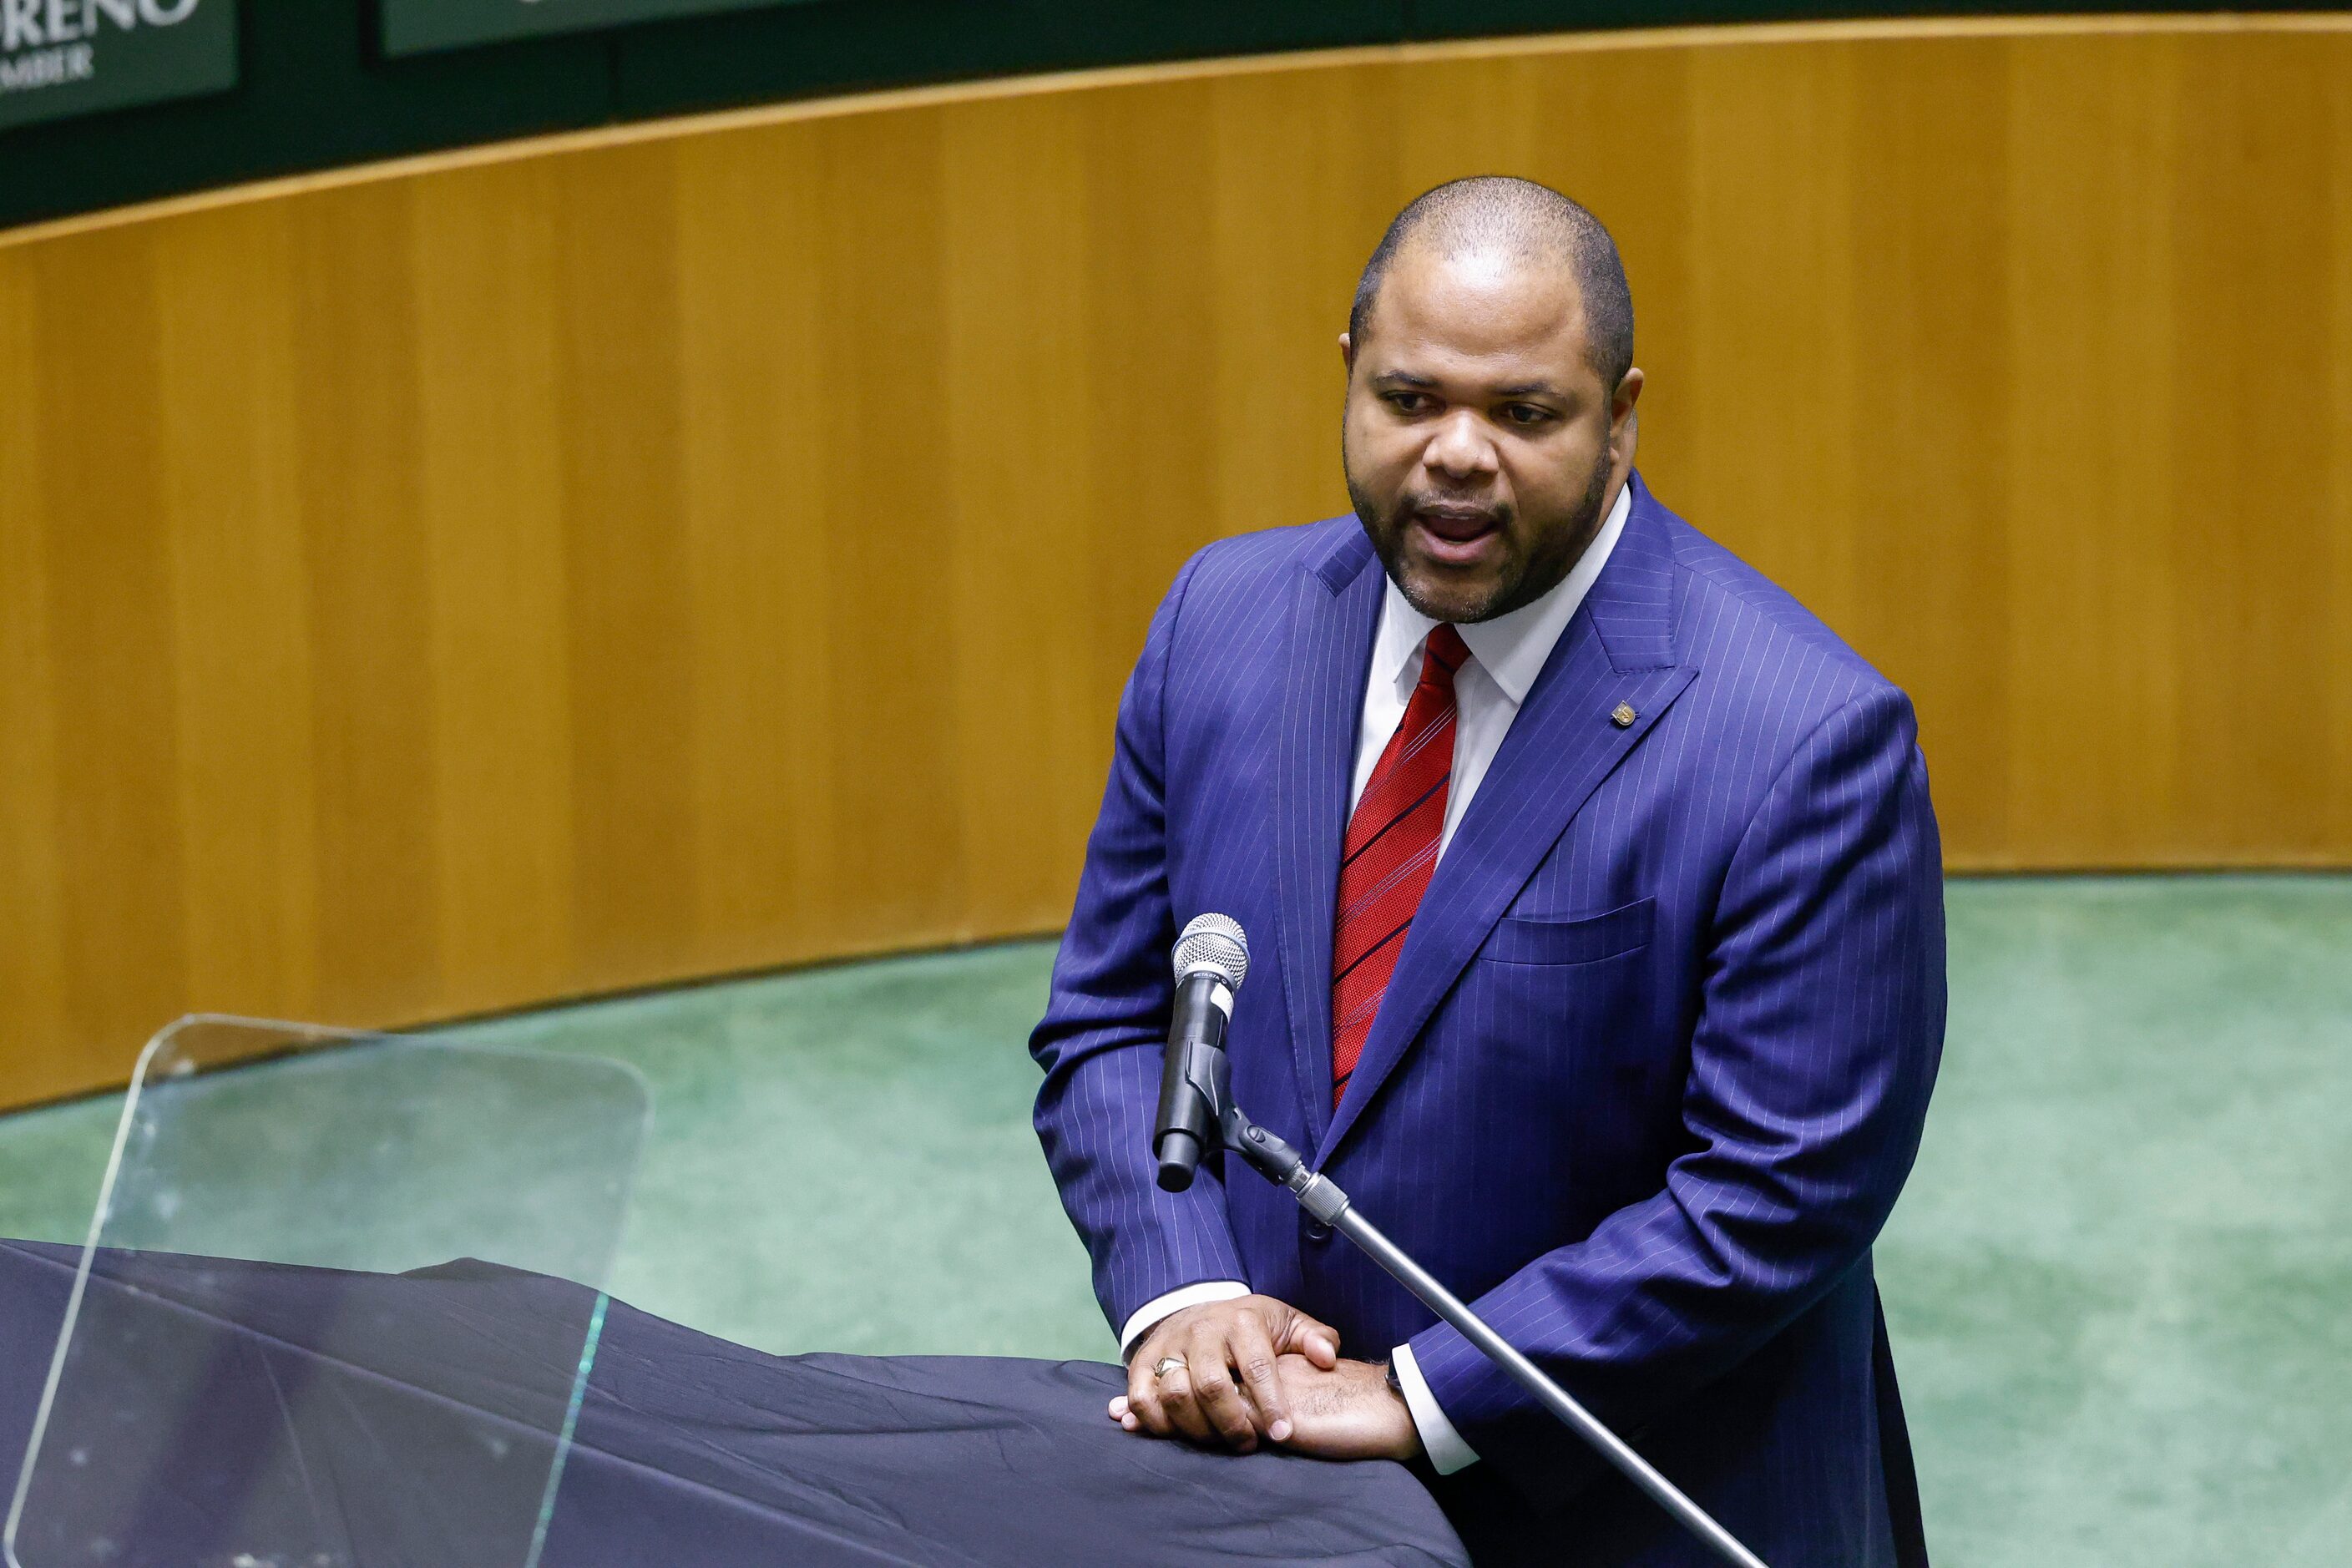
xmin=1349 ymin=176 xmax=1635 ymax=392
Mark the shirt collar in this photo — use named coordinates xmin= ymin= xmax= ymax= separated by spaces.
xmin=1372 ymin=478 xmax=1633 ymax=706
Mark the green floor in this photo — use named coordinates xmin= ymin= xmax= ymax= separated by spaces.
xmin=1 ymin=876 xmax=2346 ymax=1565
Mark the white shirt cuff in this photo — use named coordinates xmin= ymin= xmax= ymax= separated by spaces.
xmin=1119 ymin=1280 xmax=1250 ymax=1358
xmin=1391 ymin=1341 xmax=1479 ymax=1474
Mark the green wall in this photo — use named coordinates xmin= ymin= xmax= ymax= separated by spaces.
xmin=0 ymin=0 xmax=2316 ymax=231
xmin=382 ymin=0 xmax=804 ymax=56
xmin=0 ymin=0 xmax=239 ymax=135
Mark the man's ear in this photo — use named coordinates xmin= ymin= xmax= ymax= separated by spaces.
xmin=1611 ymin=367 xmax=1645 ymax=463
xmin=1338 ymin=331 xmax=1355 ymax=374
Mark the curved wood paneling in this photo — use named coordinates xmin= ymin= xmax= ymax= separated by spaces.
xmin=3 ymin=18 xmax=2349 ymax=1101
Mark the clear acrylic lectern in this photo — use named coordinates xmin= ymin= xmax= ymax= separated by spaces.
xmin=4 ymin=1015 xmax=650 ymax=1568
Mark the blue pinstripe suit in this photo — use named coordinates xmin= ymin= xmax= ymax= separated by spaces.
xmin=1032 ymin=474 xmax=1945 ymax=1565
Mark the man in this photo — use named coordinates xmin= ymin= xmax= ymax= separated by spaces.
xmin=1030 ymin=177 xmax=1944 ymax=1566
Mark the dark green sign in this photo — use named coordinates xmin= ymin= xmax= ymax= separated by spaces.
xmin=382 ymin=0 xmax=812 ymax=58
xmin=0 ymin=0 xmax=236 ymax=133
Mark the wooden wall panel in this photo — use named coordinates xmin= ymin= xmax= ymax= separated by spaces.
xmin=2332 ymin=77 xmax=2352 ymax=854
xmin=2002 ymin=37 xmax=2183 ymax=863
xmin=1675 ymin=43 xmax=1859 ymax=624
xmin=1072 ymin=78 xmax=1227 ymax=745
xmin=1849 ymin=43 xmax=2016 ymax=855
xmin=553 ymin=145 xmax=703 ymax=989
xmin=411 ymin=159 xmax=577 ymax=1013
xmin=290 ymin=189 xmax=442 ymax=1023
xmin=2168 ymin=38 xmax=2339 ymax=862
xmin=671 ymin=128 xmax=827 ymax=974
xmin=0 ymin=256 xmax=66 ymax=1093
xmin=939 ymin=93 xmax=1101 ymax=930
xmin=154 ymin=205 xmax=318 ymax=1017
xmin=3 ymin=18 xmax=2350 ymax=1101
xmin=812 ymin=113 xmax=970 ymax=952
xmin=30 ymin=229 xmax=189 ymax=1064
xmin=1204 ymin=66 xmax=1397 ymax=536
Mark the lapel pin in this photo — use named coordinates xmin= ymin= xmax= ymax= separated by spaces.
xmin=1611 ymin=701 xmax=1637 ymax=729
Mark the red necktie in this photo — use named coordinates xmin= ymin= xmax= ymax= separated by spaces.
xmin=1332 ymin=625 xmax=1469 ymax=1108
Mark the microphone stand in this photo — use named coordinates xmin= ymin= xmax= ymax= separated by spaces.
xmin=1187 ymin=1045 xmax=1771 ymax=1568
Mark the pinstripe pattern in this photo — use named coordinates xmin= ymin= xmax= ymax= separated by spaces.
xmin=1033 ymin=474 xmax=1945 ymax=1566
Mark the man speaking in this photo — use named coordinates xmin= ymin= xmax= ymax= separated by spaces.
xmin=1030 ymin=177 xmax=1944 ymax=1566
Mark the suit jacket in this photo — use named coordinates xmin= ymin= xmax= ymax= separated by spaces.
xmin=1031 ymin=473 xmax=1945 ymax=1566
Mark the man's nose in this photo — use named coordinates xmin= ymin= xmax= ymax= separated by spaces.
xmin=1423 ymin=410 xmax=1498 ymax=480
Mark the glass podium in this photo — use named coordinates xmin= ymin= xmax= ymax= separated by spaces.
xmin=3 ymin=1016 xmax=650 ymax=1568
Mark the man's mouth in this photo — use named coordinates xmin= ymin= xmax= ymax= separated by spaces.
xmin=1408 ymin=503 xmax=1505 ymax=565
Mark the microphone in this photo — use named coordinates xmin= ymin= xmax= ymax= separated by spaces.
xmin=1141 ymin=913 xmax=1773 ymax=1568
xmin=1153 ymin=913 xmax=1249 ymax=1192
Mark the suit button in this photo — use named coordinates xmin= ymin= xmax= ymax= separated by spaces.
xmin=1302 ymin=1218 xmax=1332 ymax=1243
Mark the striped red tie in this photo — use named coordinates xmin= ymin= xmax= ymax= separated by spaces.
xmin=1331 ymin=625 xmax=1469 ymax=1108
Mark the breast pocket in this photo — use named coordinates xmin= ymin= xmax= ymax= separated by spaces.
xmin=1479 ymin=897 xmax=1656 ymax=966
xmin=1454 ymin=897 xmax=1672 ymax=1196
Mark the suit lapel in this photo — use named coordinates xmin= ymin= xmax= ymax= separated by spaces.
xmin=1273 ymin=525 xmax=1383 ymax=1150
xmin=1319 ymin=481 xmax=1697 ymax=1162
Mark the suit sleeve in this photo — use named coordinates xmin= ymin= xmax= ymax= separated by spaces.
xmin=1405 ymin=683 xmax=1947 ymax=1503
xmin=1030 ymin=549 xmax=1250 ymax=1343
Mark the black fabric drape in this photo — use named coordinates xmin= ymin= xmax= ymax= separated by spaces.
xmin=0 ymin=1241 xmax=1464 ymax=1566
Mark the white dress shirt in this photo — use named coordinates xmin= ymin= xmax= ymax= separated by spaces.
xmin=1120 ymin=483 xmax=1633 ymax=1475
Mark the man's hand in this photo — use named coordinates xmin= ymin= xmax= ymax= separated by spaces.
xmin=1107 ymin=1294 xmax=1339 ymax=1452
xmin=1265 ymin=1353 xmax=1421 ymax=1462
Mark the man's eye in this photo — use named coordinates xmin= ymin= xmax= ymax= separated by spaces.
xmin=1502 ymin=404 xmax=1551 ymax=427
xmin=1385 ymin=392 xmax=1432 ymax=414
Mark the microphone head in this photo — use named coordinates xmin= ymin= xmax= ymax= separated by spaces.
xmin=1173 ymin=913 xmax=1249 ymax=990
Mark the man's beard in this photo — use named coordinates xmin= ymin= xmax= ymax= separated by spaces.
xmin=1346 ymin=448 xmax=1613 ymax=625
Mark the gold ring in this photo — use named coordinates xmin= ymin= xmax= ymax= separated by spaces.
xmin=1152 ymin=1355 xmax=1186 ymax=1378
